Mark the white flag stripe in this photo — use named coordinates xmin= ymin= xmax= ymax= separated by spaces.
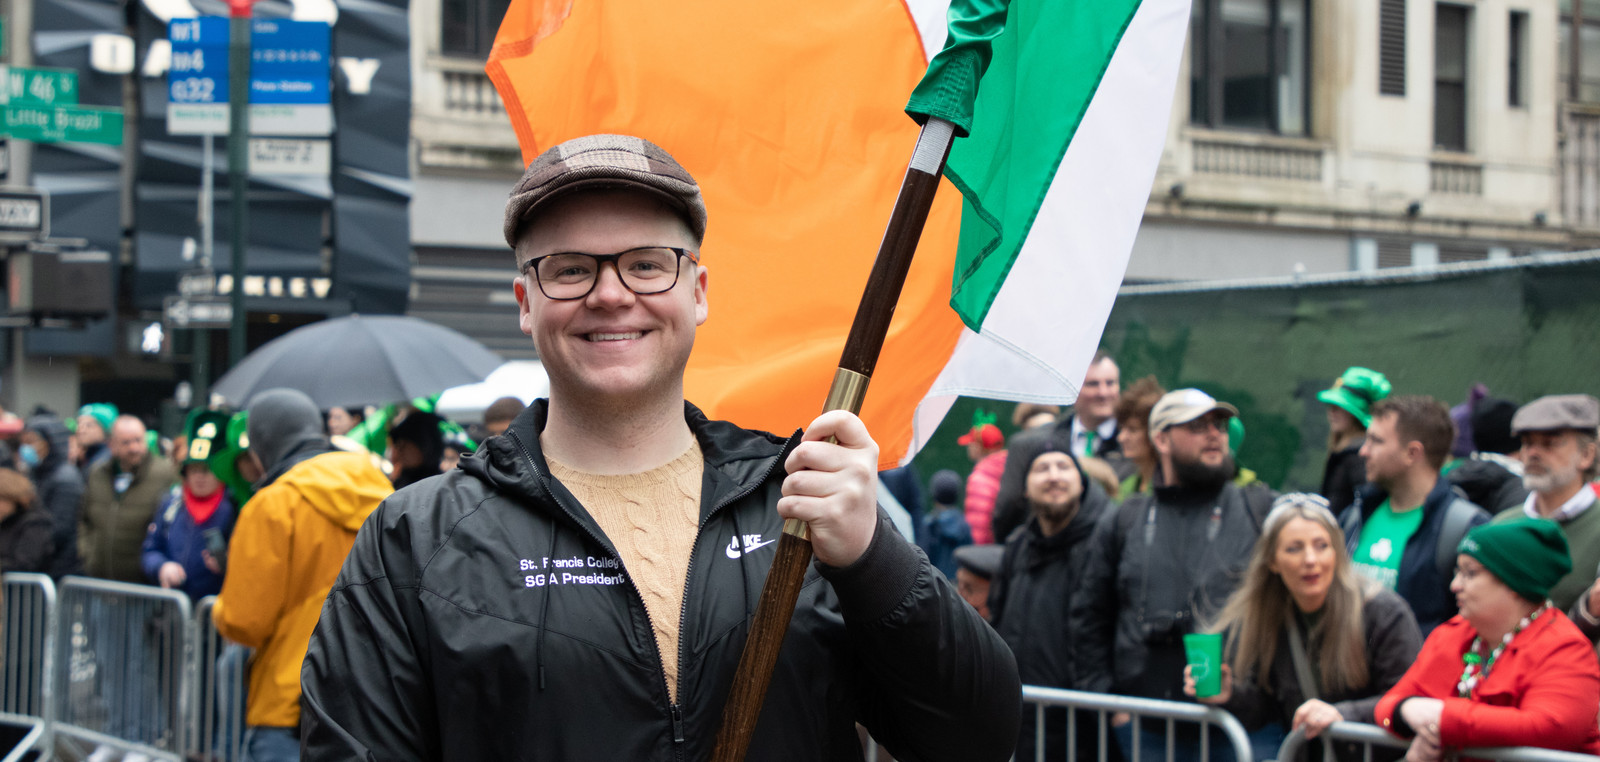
xmin=906 ymin=0 xmax=1191 ymax=462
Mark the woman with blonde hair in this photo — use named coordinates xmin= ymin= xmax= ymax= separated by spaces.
xmin=1186 ymin=493 xmax=1422 ymax=758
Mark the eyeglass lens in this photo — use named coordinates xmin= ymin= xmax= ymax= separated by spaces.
xmin=533 ymin=248 xmax=684 ymax=300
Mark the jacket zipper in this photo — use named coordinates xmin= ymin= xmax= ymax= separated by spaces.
xmin=508 ymin=430 xmax=702 ymax=757
xmin=508 ymin=428 xmax=795 ymax=759
xmin=668 ymin=436 xmax=793 ymax=756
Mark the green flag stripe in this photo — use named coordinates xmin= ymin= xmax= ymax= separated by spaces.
xmin=943 ymin=0 xmax=1145 ymax=328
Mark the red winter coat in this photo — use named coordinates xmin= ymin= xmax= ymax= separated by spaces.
xmin=1375 ymin=610 xmax=1600 ymax=754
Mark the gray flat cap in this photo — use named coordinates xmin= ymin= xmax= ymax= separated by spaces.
xmin=953 ymin=544 xmax=1005 ymax=580
xmin=1511 ymin=394 xmax=1600 ymax=434
xmin=503 ymin=134 xmax=707 ymax=249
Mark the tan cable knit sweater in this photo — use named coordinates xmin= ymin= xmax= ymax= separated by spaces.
xmin=547 ymin=442 xmax=703 ymax=702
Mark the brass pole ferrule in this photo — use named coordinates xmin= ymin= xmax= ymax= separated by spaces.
xmin=821 ymin=368 xmax=870 ymax=414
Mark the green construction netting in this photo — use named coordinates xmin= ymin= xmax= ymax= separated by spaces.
xmin=908 ymin=257 xmax=1600 ymax=498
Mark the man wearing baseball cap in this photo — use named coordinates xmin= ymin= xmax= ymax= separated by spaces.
xmin=302 ymin=135 xmax=1018 ymax=761
xmin=1500 ymin=394 xmax=1600 ymax=637
xmin=1072 ymin=388 xmax=1276 ymax=761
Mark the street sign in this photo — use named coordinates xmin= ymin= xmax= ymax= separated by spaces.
xmin=0 ymin=65 xmax=123 ymax=145
xmin=164 ymin=295 xmax=233 ymax=328
xmin=166 ymin=17 xmax=229 ymax=135
xmin=2 ymin=104 xmax=123 ymax=145
xmin=0 ymin=65 xmax=80 ymax=107
xmin=167 ymin=17 xmax=332 ymax=136
xmin=0 ymin=189 xmax=48 ymax=242
xmin=249 ymin=137 xmax=330 ymax=175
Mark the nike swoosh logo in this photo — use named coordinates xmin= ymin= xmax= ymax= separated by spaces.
xmin=725 ymin=537 xmax=778 ymax=559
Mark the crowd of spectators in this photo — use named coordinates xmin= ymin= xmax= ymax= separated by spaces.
xmin=914 ymin=356 xmax=1600 ymax=759
xmin=0 ymin=393 xmax=529 ymax=762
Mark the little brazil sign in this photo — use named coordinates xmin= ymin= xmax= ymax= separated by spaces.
xmin=0 ymin=65 xmax=124 ymax=145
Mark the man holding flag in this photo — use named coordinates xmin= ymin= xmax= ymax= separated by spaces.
xmin=300 ymin=135 xmax=1020 ymax=760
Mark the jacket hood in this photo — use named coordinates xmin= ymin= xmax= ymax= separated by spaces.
xmin=1447 ymin=457 xmax=1519 ymax=494
xmin=24 ymin=415 xmax=72 ymax=472
xmin=275 ymin=451 xmax=393 ymax=531
xmin=248 ymin=389 xmax=331 ymax=476
xmin=460 ymin=399 xmax=796 ymax=521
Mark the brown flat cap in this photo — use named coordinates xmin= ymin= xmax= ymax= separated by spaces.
xmin=503 ymin=134 xmax=707 ymax=249
xmin=1511 ymin=394 xmax=1600 ymax=434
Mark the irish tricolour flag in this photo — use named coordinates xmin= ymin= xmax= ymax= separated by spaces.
xmin=488 ymin=0 xmax=1189 ymax=468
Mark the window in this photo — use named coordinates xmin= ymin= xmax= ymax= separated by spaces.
xmin=1560 ymin=0 xmax=1600 ymax=101
xmin=1509 ymin=11 xmax=1527 ymax=107
xmin=1380 ymin=0 xmax=1407 ymax=96
xmin=1434 ymin=4 xmax=1470 ymax=152
xmin=441 ymin=0 xmax=513 ymax=59
xmin=1189 ymin=0 xmax=1310 ymax=135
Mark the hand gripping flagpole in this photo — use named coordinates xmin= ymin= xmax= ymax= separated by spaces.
xmin=709 ymin=115 xmax=957 ymax=762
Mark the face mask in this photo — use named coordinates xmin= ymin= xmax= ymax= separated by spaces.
xmin=19 ymin=445 xmax=39 ymax=467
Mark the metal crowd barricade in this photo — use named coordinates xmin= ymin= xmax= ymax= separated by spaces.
xmin=186 ymin=595 xmax=247 ymax=762
xmin=1277 ymin=721 xmax=1408 ymax=762
xmin=1 ymin=572 xmax=56 ymax=759
xmin=1278 ymin=721 xmax=1600 ymax=762
xmin=1021 ymin=685 xmax=1254 ymax=762
xmin=53 ymin=576 xmax=192 ymax=762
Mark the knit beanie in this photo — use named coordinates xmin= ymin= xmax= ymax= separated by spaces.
xmin=1458 ymin=518 xmax=1572 ymax=602
xmin=1011 ymin=429 xmax=1083 ymax=496
xmin=77 ymin=402 xmax=119 ymax=435
xmin=1471 ymin=397 xmax=1520 ymax=455
xmin=929 ymin=469 xmax=963 ymax=507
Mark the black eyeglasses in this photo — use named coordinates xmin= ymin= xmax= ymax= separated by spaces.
xmin=519 ymin=247 xmax=698 ymax=301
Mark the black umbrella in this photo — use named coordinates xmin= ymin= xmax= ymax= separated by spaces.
xmin=212 ymin=315 xmax=506 ymax=409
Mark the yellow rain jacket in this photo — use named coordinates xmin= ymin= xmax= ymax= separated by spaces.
xmin=213 ymin=450 xmax=392 ymax=727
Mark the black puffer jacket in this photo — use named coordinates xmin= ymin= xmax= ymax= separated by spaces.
xmin=990 ymin=479 xmax=1112 ymax=762
xmin=25 ymin=415 xmax=84 ymax=578
xmin=302 ymin=401 xmax=1021 ymax=761
xmin=0 ymin=505 xmax=55 ymax=573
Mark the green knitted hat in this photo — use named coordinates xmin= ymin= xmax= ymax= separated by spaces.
xmin=76 ymin=402 xmax=119 ymax=435
xmin=1458 ymin=518 xmax=1572 ymax=602
xmin=1317 ymin=367 xmax=1392 ymax=428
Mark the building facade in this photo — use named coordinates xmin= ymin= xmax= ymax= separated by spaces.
xmin=1132 ymin=0 xmax=1588 ymax=282
xmin=409 ymin=0 xmax=1595 ymax=342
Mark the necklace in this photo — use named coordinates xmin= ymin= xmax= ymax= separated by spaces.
xmin=1457 ymin=601 xmax=1550 ymax=698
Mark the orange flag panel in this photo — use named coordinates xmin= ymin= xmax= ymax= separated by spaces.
xmin=489 ymin=0 xmax=964 ymax=468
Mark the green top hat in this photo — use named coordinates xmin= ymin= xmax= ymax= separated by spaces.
xmin=182 ymin=408 xmax=233 ymax=466
xmin=207 ymin=411 xmax=256 ymax=506
xmin=1317 ymin=367 xmax=1392 ymax=428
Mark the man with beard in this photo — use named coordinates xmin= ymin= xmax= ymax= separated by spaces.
xmin=990 ymin=432 xmax=1113 ymax=762
xmin=1072 ymin=389 xmax=1274 ymax=762
xmin=1493 ymin=396 xmax=1600 ymax=633
xmin=991 ymin=352 xmax=1130 ymax=542
xmin=1338 ymin=395 xmax=1487 ymax=635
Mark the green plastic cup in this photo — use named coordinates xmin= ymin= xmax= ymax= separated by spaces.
xmin=1184 ymin=632 xmax=1224 ymax=698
